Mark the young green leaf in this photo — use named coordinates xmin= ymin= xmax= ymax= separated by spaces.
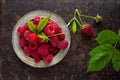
xmin=96 ymin=30 xmax=119 ymax=44
xmin=27 ymin=20 xmax=37 ymax=33
xmin=87 ymin=44 xmax=114 ymax=72
xmin=72 ymin=21 xmax=77 ymax=33
xmin=38 ymin=32 xmax=49 ymax=40
xmin=112 ymin=49 xmax=120 ymax=72
xmin=37 ymin=16 xmax=50 ymax=32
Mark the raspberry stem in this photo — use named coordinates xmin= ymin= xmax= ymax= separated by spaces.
xmin=74 ymin=17 xmax=82 ymax=27
xmin=67 ymin=18 xmax=75 ymax=27
xmin=74 ymin=9 xmax=84 ymax=25
xmin=81 ymin=14 xmax=95 ymax=19
xmin=48 ymin=32 xmax=64 ymax=37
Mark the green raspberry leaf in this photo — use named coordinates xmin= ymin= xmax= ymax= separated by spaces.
xmin=87 ymin=44 xmax=114 ymax=72
xmin=112 ymin=49 xmax=120 ymax=72
xmin=72 ymin=21 xmax=77 ymax=34
xmin=27 ymin=20 xmax=37 ymax=33
xmin=37 ymin=16 xmax=50 ymax=32
xmin=96 ymin=30 xmax=119 ymax=44
xmin=38 ymin=32 xmax=49 ymax=40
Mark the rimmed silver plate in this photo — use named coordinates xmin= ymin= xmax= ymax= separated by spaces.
xmin=12 ymin=10 xmax=71 ymax=68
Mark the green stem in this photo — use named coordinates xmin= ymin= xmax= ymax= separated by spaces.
xmin=74 ymin=9 xmax=77 ymax=17
xmin=78 ymin=15 xmax=84 ymax=25
xmin=74 ymin=17 xmax=82 ymax=27
xmin=114 ymin=42 xmax=117 ymax=48
xmin=74 ymin=9 xmax=84 ymax=25
xmin=67 ymin=18 xmax=75 ymax=26
xmin=81 ymin=14 xmax=95 ymax=19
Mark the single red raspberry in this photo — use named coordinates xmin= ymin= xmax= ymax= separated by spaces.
xmin=48 ymin=20 xmax=55 ymax=25
xmin=43 ymin=54 xmax=53 ymax=64
xmin=58 ymin=40 xmax=68 ymax=50
xmin=29 ymin=42 xmax=38 ymax=51
xmin=81 ymin=24 xmax=95 ymax=37
xmin=54 ymin=25 xmax=62 ymax=34
xmin=17 ymin=27 xmax=25 ymax=37
xmin=32 ymin=52 xmax=41 ymax=62
xmin=49 ymin=45 xmax=59 ymax=55
xmin=24 ymin=24 xmax=29 ymax=30
xmin=37 ymin=44 xmax=49 ymax=56
xmin=29 ymin=33 xmax=38 ymax=43
xmin=58 ymin=33 xmax=65 ymax=40
xmin=24 ymin=30 xmax=31 ymax=40
xmin=34 ymin=16 xmax=41 ymax=24
xmin=23 ymin=46 xmax=32 ymax=56
xmin=19 ymin=38 xmax=28 ymax=47
xmin=49 ymin=36 xmax=59 ymax=47
xmin=44 ymin=24 xmax=55 ymax=36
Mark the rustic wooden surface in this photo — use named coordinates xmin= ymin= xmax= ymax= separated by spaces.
xmin=0 ymin=0 xmax=120 ymax=80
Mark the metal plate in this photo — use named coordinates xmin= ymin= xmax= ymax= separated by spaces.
xmin=12 ymin=10 xmax=71 ymax=68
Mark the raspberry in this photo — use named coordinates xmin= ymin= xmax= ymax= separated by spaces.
xmin=24 ymin=30 xmax=31 ymax=40
xmin=49 ymin=46 xmax=59 ymax=55
xmin=49 ymin=36 xmax=59 ymax=47
xmin=29 ymin=42 xmax=38 ymax=51
xmin=58 ymin=33 xmax=65 ymax=40
xmin=58 ymin=40 xmax=68 ymax=50
xmin=43 ymin=54 xmax=53 ymax=64
xmin=54 ymin=25 xmax=62 ymax=34
xmin=34 ymin=16 xmax=41 ymax=24
xmin=32 ymin=52 xmax=41 ymax=62
xmin=81 ymin=24 xmax=94 ymax=37
xmin=37 ymin=44 xmax=49 ymax=56
xmin=44 ymin=24 xmax=55 ymax=36
xmin=19 ymin=38 xmax=28 ymax=47
xmin=23 ymin=46 xmax=32 ymax=56
xmin=48 ymin=20 xmax=55 ymax=24
xmin=29 ymin=33 xmax=38 ymax=43
xmin=24 ymin=24 xmax=29 ymax=30
xmin=17 ymin=27 xmax=25 ymax=37
xmin=38 ymin=38 xmax=46 ymax=43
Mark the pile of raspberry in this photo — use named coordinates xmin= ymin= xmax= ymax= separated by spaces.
xmin=17 ymin=16 xmax=68 ymax=64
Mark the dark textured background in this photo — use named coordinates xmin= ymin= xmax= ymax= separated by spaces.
xmin=0 ymin=0 xmax=120 ymax=80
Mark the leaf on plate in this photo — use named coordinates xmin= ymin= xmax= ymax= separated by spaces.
xmin=38 ymin=32 xmax=49 ymax=40
xmin=37 ymin=16 xmax=50 ymax=32
xmin=95 ymin=30 xmax=119 ymax=44
xmin=87 ymin=44 xmax=114 ymax=72
xmin=27 ymin=20 xmax=37 ymax=33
